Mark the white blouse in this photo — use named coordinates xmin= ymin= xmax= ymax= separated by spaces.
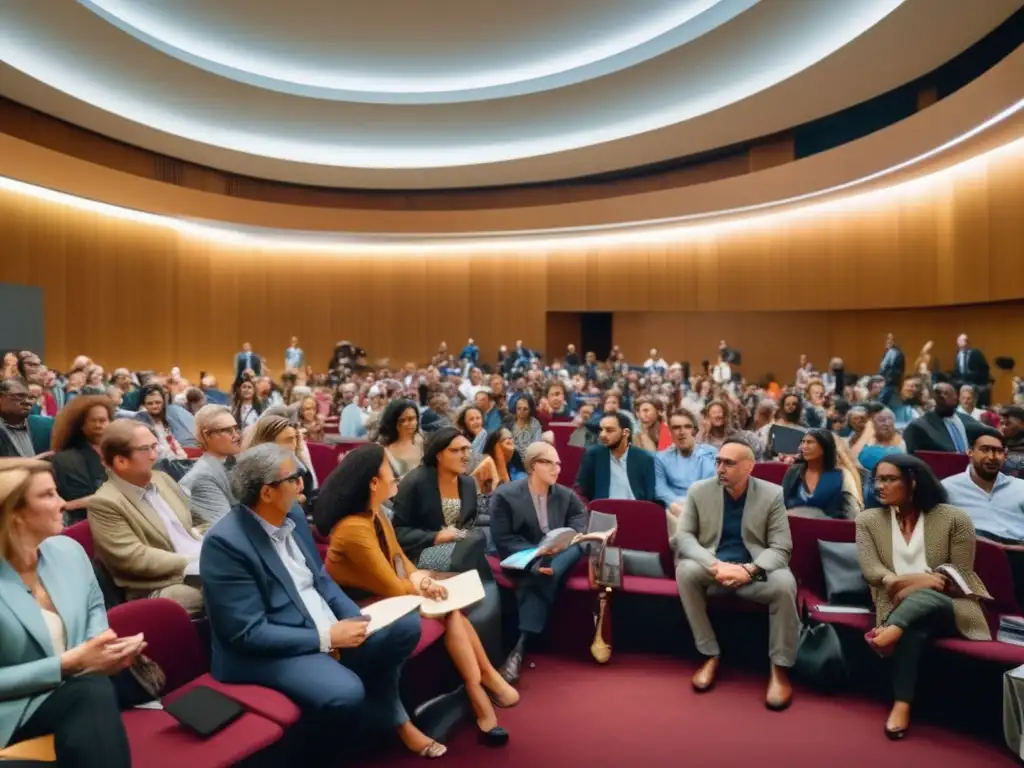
xmin=891 ymin=508 xmax=928 ymax=575
xmin=41 ymin=607 xmax=67 ymax=655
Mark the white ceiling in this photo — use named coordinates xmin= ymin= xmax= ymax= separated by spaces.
xmin=0 ymin=0 xmax=1020 ymax=189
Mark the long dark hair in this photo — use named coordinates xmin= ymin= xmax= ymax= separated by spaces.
xmin=138 ymin=384 xmax=168 ymax=425
xmin=796 ymin=428 xmax=838 ymax=472
xmin=875 ymin=454 xmax=947 ymax=512
xmin=778 ymin=391 xmax=806 ymax=426
xmin=455 ymin=406 xmax=483 ymax=437
xmin=231 ymin=375 xmax=264 ymax=424
xmin=423 ymin=426 xmax=463 ymax=468
xmin=483 ymin=427 xmax=525 ymax=474
xmin=313 ymin=443 xmax=386 ymax=536
xmin=378 ymin=399 xmax=419 ymax=446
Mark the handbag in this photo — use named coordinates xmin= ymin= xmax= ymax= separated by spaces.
xmin=792 ymin=615 xmax=848 ymax=691
xmin=449 ymin=528 xmax=493 ymax=583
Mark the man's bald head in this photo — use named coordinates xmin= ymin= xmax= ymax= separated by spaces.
xmin=716 ymin=438 xmax=755 ymax=495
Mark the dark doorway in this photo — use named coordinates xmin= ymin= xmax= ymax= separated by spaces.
xmin=581 ymin=312 xmax=613 ymax=361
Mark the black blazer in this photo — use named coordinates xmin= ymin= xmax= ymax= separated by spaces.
xmin=489 ymin=479 xmax=588 ymax=560
xmin=879 ymin=346 xmax=906 ymax=386
xmin=392 ymin=465 xmax=478 ymax=563
xmin=954 ymin=348 xmax=990 ymax=388
xmin=903 ymin=411 xmax=984 ymax=455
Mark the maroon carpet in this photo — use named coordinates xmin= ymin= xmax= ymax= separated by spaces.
xmin=360 ymin=654 xmax=1014 ymax=767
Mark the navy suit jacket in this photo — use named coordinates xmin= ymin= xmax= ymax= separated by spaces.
xmin=575 ymin=444 xmax=657 ymax=503
xmin=200 ymin=503 xmax=360 ymax=683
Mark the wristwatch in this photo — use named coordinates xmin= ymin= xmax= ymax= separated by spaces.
xmin=744 ymin=564 xmax=767 ymax=583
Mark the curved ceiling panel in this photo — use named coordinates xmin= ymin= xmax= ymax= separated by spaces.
xmin=0 ymin=0 xmax=1020 ymax=188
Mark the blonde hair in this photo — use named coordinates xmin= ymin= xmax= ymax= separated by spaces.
xmin=524 ymin=441 xmax=556 ymax=473
xmin=242 ymin=415 xmax=294 ymax=451
xmin=0 ymin=459 xmax=52 ymax=560
xmin=194 ymin=404 xmax=234 ymax=446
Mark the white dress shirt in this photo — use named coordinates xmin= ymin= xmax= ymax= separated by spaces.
xmin=891 ymin=508 xmax=927 ymax=575
xmin=129 ymin=481 xmax=202 ymax=559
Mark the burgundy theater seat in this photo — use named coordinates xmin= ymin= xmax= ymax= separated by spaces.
xmin=414 ymin=617 xmax=447 ymax=657
xmin=916 ymin=450 xmax=969 ymax=479
xmin=751 ymin=462 xmax=787 ymax=485
xmin=62 ymin=520 xmax=95 ymax=560
xmin=787 ymin=516 xmax=872 ymax=627
xmin=183 ymin=446 xmax=203 ymax=459
xmin=548 ymin=423 xmax=575 ymax=456
xmin=558 ymin=445 xmax=583 ymax=489
xmin=106 ymin=598 xmax=298 ymax=766
xmin=588 ymin=498 xmax=674 ymax=591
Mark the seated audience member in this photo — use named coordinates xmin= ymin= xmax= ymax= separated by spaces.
xmin=803 ymin=379 xmax=828 ymax=429
xmin=456 ymin=404 xmax=488 ymax=468
xmin=0 ymin=378 xmax=52 ymax=458
xmin=633 ymin=396 xmax=672 ymax=453
xmin=379 ymin=399 xmax=424 ymax=481
xmin=134 ymin=384 xmax=187 ymax=461
xmin=200 ymin=445 xmax=439 ymax=759
xmin=298 ymin=394 xmax=325 ymax=443
xmin=857 ymin=454 xmax=990 ymax=738
xmin=752 ymin=399 xmax=778 ymax=449
xmin=181 ymin=387 xmax=206 ymax=415
xmin=508 ymin=394 xmax=543 ymax=462
xmin=656 ymin=409 xmax=717 ymax=535
xmin=179 ymin=405 xmax=242 ymax=526
xmin=903 ymin=381 xmax=984 ymax=455
xmin=773 ymin=392 xmax=807 ymax=432
xmin=490 ymin=442 xmax=587 ymax=683
xmin=1001 ymin=405 xmax=1024 ymax=476
xmin=88 ymin=420 xmax=204 ymax=616
xmin=568 ymin=402 xmax=596 ymax=448
xmin=318 ymin=444 xmax=517 ymax=746
xmin=881 ymin=377 xmax=924 ymax=432
xmin=852 ymin=407 xmax=906 ymax=508
xmin=576 ymin=412 xmax=657 ymax=502
xmin=200 ymin=375 xmax=230 ymax=406
xmin=472 ymin=427 xmax=526 ymax=494
xmin=49 ymin=395 xmax=114 ymax=523
xmin=392 ymin=427 xmax=485 ymax=572
xmin=782 ymin=429 xmax=863 ymax=519
xmin=338 ymin=383 xmax=366 ymax=438
xmin=538 ymin=380 xmax=574 ymax=424
xmin=231 ymin=375 xmax=263 ymax=431
xmin=474 ymin=389 xmax=504 ymax=434
xmin=421 ymin=391 xmax=454 ymax=434
xmin=585 ymin=390 xmax=638 ymax=435
xmin=458 ymin=367 xmax=486 ymax=403
xmin=245 ymin=413 xmax=319 ymax=502
xmin=846 ymin=405 xmax=869 ymax=445
xmin=943 ymin=429 xmax=1024 ymax=600
xmin=699 ymin=399 xmax=761 ymax=458
xmin=674 ymin=439 xmax=798 ymax=710
xmin=957 ymin=384 xmax=987 ymax=421
xmin=0 ymin=459 xmax=141 ymax=767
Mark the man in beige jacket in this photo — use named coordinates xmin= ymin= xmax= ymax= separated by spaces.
xmin=89 ymin=419 xmax=205 ymax=616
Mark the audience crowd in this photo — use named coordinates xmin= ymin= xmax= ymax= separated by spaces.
xmin=1 ymin=331 xmax=1023 ymax=763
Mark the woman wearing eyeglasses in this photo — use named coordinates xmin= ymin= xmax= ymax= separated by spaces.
xmin=856 ymin=454 xmax=990 ymax=739
xmin=318 ymin=444 xmax=516 ymax=749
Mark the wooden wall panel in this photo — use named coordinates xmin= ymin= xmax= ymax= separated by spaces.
xmin=2 ymin=136 xmax=1023 ymax=388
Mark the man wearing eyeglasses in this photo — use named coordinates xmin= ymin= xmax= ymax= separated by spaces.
xmin=88 ymin=420 xmax=205 ymax=616
xmin=674 ymin=437 xmax=798 ymax=711
xmin=0 ymin=378 xmax=53 ymax=459
xmin=180 ymin=405 xmax=244 ymax=526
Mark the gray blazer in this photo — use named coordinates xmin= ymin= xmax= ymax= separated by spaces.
xmin=673 ymin=476 xmax=792 ymax=573
xmin=180 ymin=453 xmax=236 ymax=526
xmin=0 ymin=536 xmax=107 ymax=748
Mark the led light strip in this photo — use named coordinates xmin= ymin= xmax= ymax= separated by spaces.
xmin=1 ymin=95 xmax=1023 ymax=255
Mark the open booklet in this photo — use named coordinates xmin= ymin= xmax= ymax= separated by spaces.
xmin=933 ymin=564 xmax=987 ymax=599
xmin=499 ymin=521 xmax=616 ymax=571
xmin=359 ymin=571 xmax=488 ymax=632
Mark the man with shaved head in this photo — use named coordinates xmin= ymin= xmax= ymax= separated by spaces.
xmin=673 ymin=438 xmax=798 ymax=711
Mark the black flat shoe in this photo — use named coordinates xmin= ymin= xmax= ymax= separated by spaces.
xmin=884 ymin=725 xmax=908 ymax=741
xmin=478 ymin=726 xmax=509 ymax=747
xmin=500 ymin=649 xmax=523 ymax=685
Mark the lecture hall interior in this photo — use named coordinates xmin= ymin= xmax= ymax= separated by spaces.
xmin=2 ymin=1 xmax=1024 ymax=766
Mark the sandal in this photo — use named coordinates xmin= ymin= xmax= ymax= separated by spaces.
xmin=418 ymin=741 xmax=447 ymax=759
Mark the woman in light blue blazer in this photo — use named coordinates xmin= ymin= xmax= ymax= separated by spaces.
xmin=0 ymin=459 xmax=140 ymax=766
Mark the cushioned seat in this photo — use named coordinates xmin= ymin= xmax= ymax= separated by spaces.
xmin=121 ymin=709 xmax=283 ymax=768
xmin=62 ymin=520 xmax=94 ymax=560
xmin=414 ymin=617 xmax=447 ymax=657
xmin=165 ymin=674 xmax=302 ymax=728
xmin=565 ymin=574 xmax=593 ymax=592
xmin=486 ymin=555 xmax=516 ymax=589
xmin=621 ymin=574 xmax=677 ymax=597
xmin=933 ymin=637 xmax=1024 ymax=666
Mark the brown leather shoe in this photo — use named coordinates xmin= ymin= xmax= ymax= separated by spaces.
xmin=765 ymin=664 xmax=793 ymax=711
xmin=691 ymin=656 xmax=719 ymax=693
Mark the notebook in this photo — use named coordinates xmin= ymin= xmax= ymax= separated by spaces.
xmin=360 ymin=595 xmax=423 ymax=635
xmin=420 ymin=571 xmax=486 ymax=617
xmin=164 ymin=686 xmax=245 ymax=737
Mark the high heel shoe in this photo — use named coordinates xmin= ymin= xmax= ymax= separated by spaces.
xmin=884 ymin=725 xmax=908 ymax=741
xmin=478 ymin=726 xmax=509 ymax=747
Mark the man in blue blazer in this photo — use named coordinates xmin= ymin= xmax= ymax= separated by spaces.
xmin=200 ymin=444 xmax=436 ymax=758
xmin=233 ymin=342 xmax=262 ymax=383
xmin=575 ymin=412 xmax=657 ymax=502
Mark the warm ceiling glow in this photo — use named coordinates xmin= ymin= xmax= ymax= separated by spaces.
xmin=1 ymin=96 xmax=1022 ymax=255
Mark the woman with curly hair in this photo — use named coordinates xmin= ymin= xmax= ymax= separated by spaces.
xmin=231 ymin=375 xmax=263 ymax=432
xmin=377 ymin=399 xmax=424 ymax=481
xmin=49 ymin=395 xmax=115 ymax=522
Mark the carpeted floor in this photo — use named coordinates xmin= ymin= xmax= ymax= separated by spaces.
xmin=360 ymin=654 xmax=1015 ymax=767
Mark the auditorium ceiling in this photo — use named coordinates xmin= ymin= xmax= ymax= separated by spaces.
xmin=0 ymin=0 xmax=1021 ymax=189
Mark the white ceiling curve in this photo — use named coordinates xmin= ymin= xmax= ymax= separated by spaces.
xmin=0 ymin=0 xmax=1020 ymax=189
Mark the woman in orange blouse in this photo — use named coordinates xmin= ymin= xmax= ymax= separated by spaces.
xmin=317 ymin=444 xmax=518 ymax=747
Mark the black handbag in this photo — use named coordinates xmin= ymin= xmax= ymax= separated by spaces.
xmin=792 ymin=616 xmax=848 ymax=692
xmin=450 ymin=528 xmax=493 ymax=583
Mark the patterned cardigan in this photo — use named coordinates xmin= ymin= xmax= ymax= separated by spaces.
xmin=855 ymin=503 xmax=992 ymax=640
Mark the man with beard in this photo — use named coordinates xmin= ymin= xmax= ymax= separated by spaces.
xmin=903 ymin=381 xmax=984 ymax=455
xmin=943 ymin=428 xmax=1024 ymax=601
xmin=575 ymin=411 xmax=656 ymax=502
xmin=673 ymin=438 xmax=798 ymax=710
xmin=0 ymin=378 xmax=52 ymax=458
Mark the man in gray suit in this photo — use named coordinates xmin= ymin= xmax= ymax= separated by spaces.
xmin=179 ymin=405 xmax=241 ymax=526
xmin=490 ymin=442 xmax=588 ymax=684
xmin=674 ymin=438 xmax=798 ymax=710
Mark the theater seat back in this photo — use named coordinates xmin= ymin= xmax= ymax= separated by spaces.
xmin=974 ymin=538 xmax=1021 ymax=632
xmin=751 ymin=462 xmax=787 ymax=485
xmin=589 ymin=499 xmax=673 ymax=577
xmin=107 ymin=598 xmax=207 ymax=693
xmin=788 ymin=516 xmax=856 ymax=600
xmin=916 ymin=450 xmax=969 ymax=480
xmin=62 ymin=520 xmax=94 ymax=560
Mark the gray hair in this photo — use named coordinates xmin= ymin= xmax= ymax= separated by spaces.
xmin=524 ymin=441 xmax=556 ymax=473
xmin=230 ymin=444 xmax=296 ymax=508
xmin=194 ymin=404 xmax=234 ymax=444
